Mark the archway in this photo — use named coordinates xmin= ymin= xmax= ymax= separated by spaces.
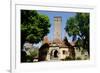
xmin=50 ymin=49 xmax=59 ymax=60
xmin=54 ymin=50 xmax=58 ymax=57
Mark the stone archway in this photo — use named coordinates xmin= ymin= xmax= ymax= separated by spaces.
xmin=50 ymin=49 xmax=59 ymax=60
xmin=54 ymin=50 xmax=58 ymax=57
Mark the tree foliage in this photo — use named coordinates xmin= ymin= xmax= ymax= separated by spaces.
xmin=21 ymin=10 xmax=50 ymax=48
xmin=21 ymin=10 xmax=50 ymax=62
xmin=65 ymin=13 xmax=90 ymax=55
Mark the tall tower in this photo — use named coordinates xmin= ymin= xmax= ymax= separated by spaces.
xmin=54 ymin=16 xmax=62 ymax=40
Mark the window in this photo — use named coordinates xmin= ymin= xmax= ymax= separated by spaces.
xmin=63 ymin=50 xmax=66 ymax=54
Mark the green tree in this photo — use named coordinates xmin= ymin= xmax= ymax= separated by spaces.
xmin=21 ymin=10 xmax=50 ymax=62
xmin=65 ymin=13 xmax=90 ymax=56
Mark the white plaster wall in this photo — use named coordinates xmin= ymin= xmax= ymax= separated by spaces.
xmin=59 ymin=48 xmax=69 ymax=59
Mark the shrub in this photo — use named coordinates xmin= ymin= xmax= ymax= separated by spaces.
xmin=29 ymin=50 xmax=38 ymax=58
xmin=65 ymin=56 xmax=73 ymax=60
xmin=76 ymin=57 xmax=82 ymax=60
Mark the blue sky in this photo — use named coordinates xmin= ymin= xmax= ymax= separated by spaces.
xmin=38 ymin=10 xmax=76 ymax=41
xmin=33 ymin=10 xmax=76 ymax=48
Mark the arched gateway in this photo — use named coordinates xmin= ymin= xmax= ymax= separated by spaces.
xmin=50 ymin=49 xmax=59 ymax=60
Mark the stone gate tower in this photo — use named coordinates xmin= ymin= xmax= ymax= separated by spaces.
xmin=54 ymin=16 xmax=62 ymax=40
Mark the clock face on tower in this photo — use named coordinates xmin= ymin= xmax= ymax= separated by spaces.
xmin=54 ymin=16 xmax=62 ymax=40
